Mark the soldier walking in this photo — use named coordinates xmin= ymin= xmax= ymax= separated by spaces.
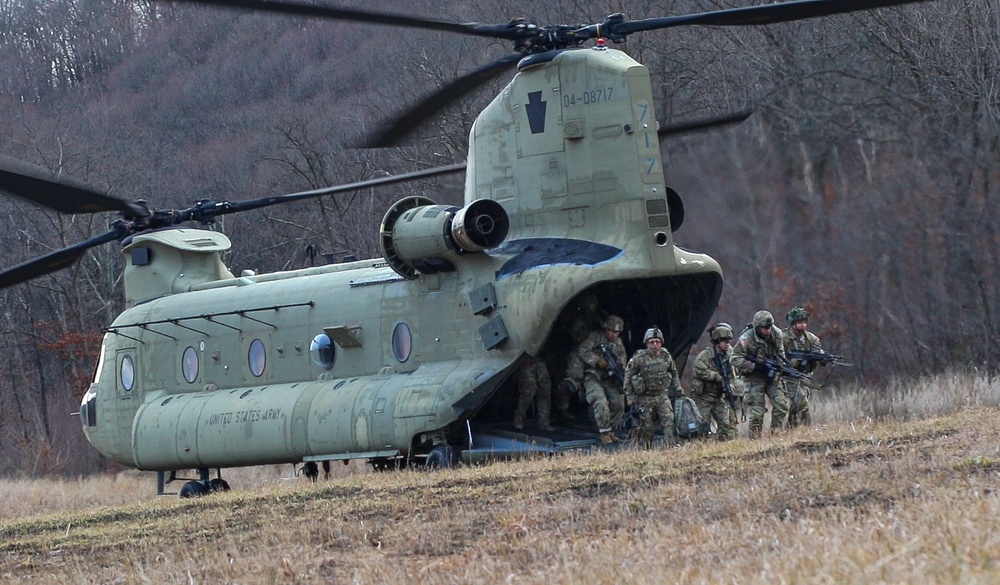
xmin=623 ymin=327 xmax=682 ymax=447
xmin=691 ymin=323 xmax=741 ymax=440
xmin=731 ymin=310 xmax=789 ymax=438
xmin=781 ymin=306 xmax=823 ymax=428
xmin=576 ymin=315 xmax=627 ymax=444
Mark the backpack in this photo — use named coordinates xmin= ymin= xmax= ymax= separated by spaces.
xmin=674 ymin=396 xmax=709 ymax=439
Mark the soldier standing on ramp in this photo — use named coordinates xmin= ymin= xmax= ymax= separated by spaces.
xmin=512 ymin=356 xmax=554 ymax=431
xmin=576 ymin=315 xmax=627 ymax=444
xmin=623 ymin=327 xmax=682 ymax=447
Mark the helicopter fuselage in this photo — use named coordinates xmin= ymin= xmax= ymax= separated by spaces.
xmin=80 ymin=46 xmax=723 ymax=472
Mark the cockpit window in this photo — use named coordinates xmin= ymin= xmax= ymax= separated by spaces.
xmin=92 ymin=335 xmax=108 ymax=384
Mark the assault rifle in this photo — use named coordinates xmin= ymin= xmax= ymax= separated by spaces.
xmin=786 ymin=349 xmax=854 ymax=370
xmin=750 ymin=354 xmax=822 ymax=389
xmin=595 ymin=343 xmax=625 ymax=386
xmin=713 ymin=353 xmax=741 ymax=418
xmin=618 ymin=403 xmax=644 ymax=436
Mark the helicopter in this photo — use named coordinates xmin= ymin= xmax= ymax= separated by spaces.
xmin=0 ymin=0 xmax=935 ymax=496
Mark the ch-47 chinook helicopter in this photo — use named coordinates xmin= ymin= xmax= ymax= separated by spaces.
xmin=0 ymin=0 xmax=933 ymax=496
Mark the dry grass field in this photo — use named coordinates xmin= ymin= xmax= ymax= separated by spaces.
xmin=2 ymin=369 xmax=999 ymax=584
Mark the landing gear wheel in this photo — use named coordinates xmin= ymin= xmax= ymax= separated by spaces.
xmin=370 ymin=457 xmax=401 ymax=472
xmin=179 ymin=480 xmax=208 ymax=498
xmin=209 ymin=478 xmax=231 ymax=493
xmin=424 ymin=445 xmax=457 ymax=469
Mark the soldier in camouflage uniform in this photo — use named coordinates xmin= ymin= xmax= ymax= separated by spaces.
xmin=623 ymin=327 xmax=682 ymax=447
xmin=576 ymin=314 xmax=627 ymax=444
xmin=731 ymin=310 xmax=789 ymax=439
xmin=512 ymin=356 xmax=554 ymax=431
xmin=557 ymin=292 xmax=604 ymax=402
xmin=691 ymin=323 xmax=740 ymax=441
xmin=568 ymin=292 xmax=603 ymax=346
xmin=781 ymin=306 xmax=823 ymax=428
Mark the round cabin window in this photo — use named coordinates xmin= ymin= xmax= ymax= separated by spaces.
xmin=120 ymin=354 xmax=135 ymax=391
xmin=248 ymin=339 xmax=266 ymax=377
xmin=391 ymin=322 xmax=412 ymax=363
xmin=310 ymin=333 xmax=336 ymax=370
xmin=182 ymin=346 xmax=199 ymax=383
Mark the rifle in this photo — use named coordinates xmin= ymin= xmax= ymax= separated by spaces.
xmin=594 ymin=343 xmax=625 ymax=386
xmin=617 ymin=403 xmax=644 ymax=436
xmin=750 ymin=353 xmax=822 ymax=389
xmin=786 ymin=349 xmax=854 ymax=370
xmin=713 ymin=353 xmax=743 ymax=420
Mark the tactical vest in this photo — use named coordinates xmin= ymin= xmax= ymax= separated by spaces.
xmin=631 ymin=351 xmax=674 ymax=396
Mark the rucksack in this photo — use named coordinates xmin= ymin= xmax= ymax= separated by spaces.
xmin=674 ymin=396 xmax=709 ymax=439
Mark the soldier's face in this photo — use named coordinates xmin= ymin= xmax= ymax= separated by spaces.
xmin=716 ymin=339 xmax=731 ymax=350
xmin=605 ymin=329 xmax=620 ymax=340
xmin=793 ymin=320 xmax=808 ymax=333
xmin=646 ymin=338 xmax=662 ymax=355
xmin=757 ymin=324 xmax=772 ymax=337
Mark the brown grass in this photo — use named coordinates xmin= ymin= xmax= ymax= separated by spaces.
xmin=2 ymin=371 xmax=999 ymax=584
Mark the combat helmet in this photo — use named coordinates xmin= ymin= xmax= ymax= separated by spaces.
xmin=752 ymin=310 xmax=774 ymax=329
xmin=603 ymin=315 xmax=624 ymax=332
xmin=708 ymin=323 xmax=733 ymax=343
xmin=786 ymin=306 xmax=809 ymax=324
xmin=643 ymin=327 xmax=664 ymax=344
xmin=575 ymin=291 xmax=598 ymax=313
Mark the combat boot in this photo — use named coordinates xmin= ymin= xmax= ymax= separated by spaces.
xmin=512 ymin=412 xmax=524 ymax=430
xmin=599 ymin=431 xmax=619 ymax=444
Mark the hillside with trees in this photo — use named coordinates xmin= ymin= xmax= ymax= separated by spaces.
xmin=0 ymin=0 xmax=996 ymax=476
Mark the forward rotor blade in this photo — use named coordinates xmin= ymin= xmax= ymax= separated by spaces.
xmin=615 ymin=0 xmax=934 ymax=35
xmin=163 ymin=0 xmax=515 ymax=39
xmin=198 ymin=161 xmax=467 ymax=218
xmin=0 ymin=156 xmax=144 ymax=216
xmin=367 ymin=53 xmax=522 ymax=148
xmin=0 ymin=228 xmax=123 ymax=290
xmin=658 ymin=110 xmax=753 ymax=140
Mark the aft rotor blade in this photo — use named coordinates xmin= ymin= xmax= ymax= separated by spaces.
xmin=614 ymin=0 xmax=935 ymax=35
xmin=367 ymin=53 xmax=522 ymax=148
xmin=658 ymin=110 xmax=753 ymax=140
xmin=0 ymin=156 xmax=145 ymax=216
xmin=0 ymin=228 xmax=123 ymax=289
xmin=163 ymin=0 xmax=515 ymax=39
xmin=201 ymin=161 xmax=467 ymax=218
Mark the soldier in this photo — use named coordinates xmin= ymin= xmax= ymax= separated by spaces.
xmin=781 ymin=306 xmax=823 ymax=428
xmin=731 ymin=310 xmax=789 ymax=439
xmin=557 ymin=292 xmax=604 ymax=401
xmin=623 ymin=327 xmax=682 ymax=447
xmin=568 ymin=292 xmax=604 ymax=345
xmin=576 ymin=314 xmax=627 ymax=444
xmin=512 ymin=356 xmax=554 ymax=431
xmin=691 ymin=323 xmax=740 ymax=440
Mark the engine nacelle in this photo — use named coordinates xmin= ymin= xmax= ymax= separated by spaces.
xmin=380 ymin=197 xmax=509 ymax=279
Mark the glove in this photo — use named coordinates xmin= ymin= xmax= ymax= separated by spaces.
xmin=596 ymin=358 xmax=609 ymax=370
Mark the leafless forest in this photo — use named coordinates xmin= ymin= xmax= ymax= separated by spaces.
xmin=0 ymin=0 xmax=996 ymax=477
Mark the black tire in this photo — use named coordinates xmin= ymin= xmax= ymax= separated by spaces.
xmin=424 ymin=445 xmax=457 ymax=469
xmin=370 ymin=457 xmax=401 ymax=472
xmin=209 ymin=478 xmax=231 ymax=492
xmin=179 ymin=480 xmax=207 ymax=498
